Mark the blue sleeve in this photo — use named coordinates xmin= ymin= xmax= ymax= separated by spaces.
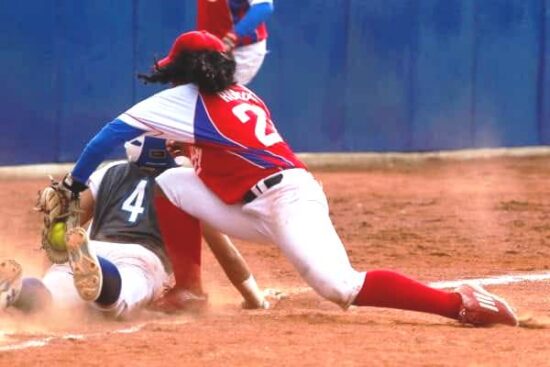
xmin=71 ymin=119 xmax=145 ymax=184
xmin=234 ymin=2 xmax=274 ymax=38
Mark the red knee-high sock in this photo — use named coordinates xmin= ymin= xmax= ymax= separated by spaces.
xmin=353 ymin=270 xmax=462 ymax=320
xmin=154 ymin=195 xmax=203 ymax=294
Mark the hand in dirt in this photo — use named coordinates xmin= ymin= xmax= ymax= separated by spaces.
xmin=241 ymin=289 xmax=287 ymax=310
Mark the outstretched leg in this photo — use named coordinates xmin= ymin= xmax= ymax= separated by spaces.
xmin=66 ymin=230 xmax=172 ymax=319
xmin=251 ymin=171 xmax=518 ymax=327
xmin=65 ymin=229 xmax=124 ymax=315
xmin=353 ymin=270 xmax=462 ymax=319
xmin=353 ymin=270 xmax=518 ymax=326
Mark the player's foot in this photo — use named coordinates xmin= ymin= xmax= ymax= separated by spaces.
xmin=66 ymin=227 xmax=103 ymax=302
xmin=150 ymin=287 xmax=208 ymax=314
xmin=455 ymin=284 xmax=518 ymax=327
xmin=0 ymin=259 xmax=23 ymax=310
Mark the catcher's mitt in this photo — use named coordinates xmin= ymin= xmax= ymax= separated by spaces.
xmin=35 ymin=176 xmax=81 ymax=264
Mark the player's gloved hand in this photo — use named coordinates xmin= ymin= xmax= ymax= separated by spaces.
xmin=35 ymin=175 xmax=84 ymax=264
xmin=222 ymin=32 xmax=238 ymax=52
xmin=62 ymin=173 xmax=88 ymax=196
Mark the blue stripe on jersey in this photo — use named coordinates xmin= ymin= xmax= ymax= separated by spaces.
xmin=193 ymin=97 xmax=241 ymax=148
xmin=72 ymin=119 xmax=145 ymax=184
xmin=234 ymin=2 xmax=273 ymax=39
xmin=234 ymin=149 xmax=292 ymax=169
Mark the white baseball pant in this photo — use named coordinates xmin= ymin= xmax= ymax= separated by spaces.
xmin=156 ymin=167 xmax=365 ymax=308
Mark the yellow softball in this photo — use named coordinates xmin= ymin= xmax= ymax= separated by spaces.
xmin=48 ymin=222 xmax=67 ymax=251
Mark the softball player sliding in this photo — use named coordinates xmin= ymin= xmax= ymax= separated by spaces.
xmin=57 ymin=31 xmax=518 ymax=327
xmin=0 ymin=136 xmax=266 ymax=318
xmin=197 ymin=0 xmax=274 ymax=84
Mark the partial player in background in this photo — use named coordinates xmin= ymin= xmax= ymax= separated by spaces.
xmin=57 ymin=31 xmax=519 ymax=327
xmin=0 ymin=136 xmax=267 ymax=318
xmin=195 ymin=0 xmax=274 ymax=85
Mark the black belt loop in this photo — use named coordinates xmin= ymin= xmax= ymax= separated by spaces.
xmin=243 ymin=173 xmax=284 ymax=203
xmin=242 ymin=190 xmax=257 ymax=204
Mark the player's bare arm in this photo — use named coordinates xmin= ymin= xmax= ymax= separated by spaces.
xmin=202 ymin=223 xmax=268 ymax=309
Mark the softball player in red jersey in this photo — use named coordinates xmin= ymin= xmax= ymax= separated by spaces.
xmin=197 ymin=0 xmax=274 ymax=84
xmin=119 ymin=81 xmax=365 ymax=306
xmin=64 ymin=31 xmax=518 ymax=326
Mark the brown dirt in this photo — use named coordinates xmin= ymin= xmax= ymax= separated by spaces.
xmin=1 ymin=156 xmax=549 ymax=367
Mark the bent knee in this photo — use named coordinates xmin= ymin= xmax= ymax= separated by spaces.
xmin=306 ymin=269 xmax=366 ymax=309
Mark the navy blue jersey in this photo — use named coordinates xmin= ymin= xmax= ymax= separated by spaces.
xmin=89 ymin=162 xmax=170 ymax=270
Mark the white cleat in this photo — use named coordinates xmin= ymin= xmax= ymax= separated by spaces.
xmin=66 ymin=227 xmax=103 ymax=302
xmin=0 ymin=259 xmax=23 ymax=310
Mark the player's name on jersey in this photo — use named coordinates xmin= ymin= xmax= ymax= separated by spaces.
xmin=218 ymin=89 xmax=260 ymax=103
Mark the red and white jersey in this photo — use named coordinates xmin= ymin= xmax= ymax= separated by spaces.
xmin=197 ymin=0 xmax=271 ymax=46
xmin=118 ymin=84 xmax=306 ymax=204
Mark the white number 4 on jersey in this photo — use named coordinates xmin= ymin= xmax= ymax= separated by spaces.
xmin=122 ymin=179 xmax=148 ymax=222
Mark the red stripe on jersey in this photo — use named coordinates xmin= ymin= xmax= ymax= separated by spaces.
xmin=191 ymin=85 xmax=306 ymax=204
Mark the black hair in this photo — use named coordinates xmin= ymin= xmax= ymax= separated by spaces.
xmin=138 ymin=50 xmax=236 ymax=93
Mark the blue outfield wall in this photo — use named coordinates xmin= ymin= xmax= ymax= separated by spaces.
xmin=1 ymin=0 xmax=549 ymax=165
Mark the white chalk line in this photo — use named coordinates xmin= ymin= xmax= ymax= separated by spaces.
xmin=0 ymin=321 xmax=186 ymax=353
xmin=428 ymin=272 xmax=550 ymax=289
xmin=1 ymin=271 xmax=549 ymax=353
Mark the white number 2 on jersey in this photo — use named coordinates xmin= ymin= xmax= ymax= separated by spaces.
xmin=232 ymin=103 xmax=283 ymax=147
xmin=122 ymin=179 xmax=148 ymax=223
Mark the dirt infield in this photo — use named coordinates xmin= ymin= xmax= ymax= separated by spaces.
xmin=1 ymin=156 xmax=549 ymax=366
